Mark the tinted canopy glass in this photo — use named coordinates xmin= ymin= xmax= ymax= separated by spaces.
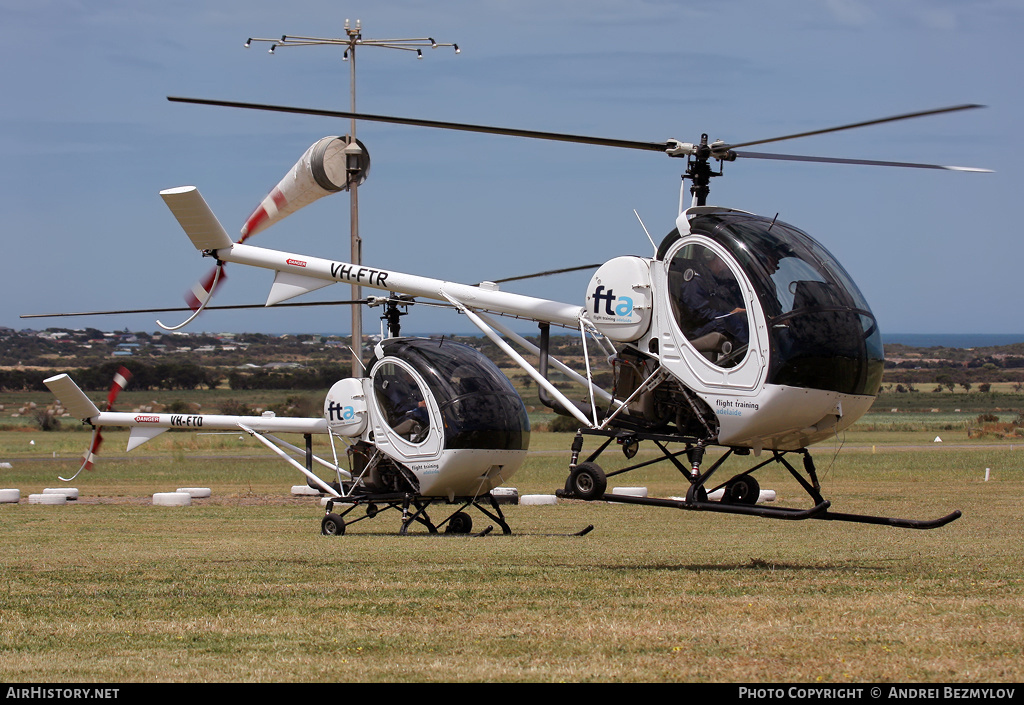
xmin=684 ymin=212 xmax=884 ymax=396
xmin=378 ymin=338 xmax=530 ymax=450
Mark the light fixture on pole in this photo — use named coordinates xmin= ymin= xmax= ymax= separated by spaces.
xmin=245 ymin=20 xmax=459 ymax=374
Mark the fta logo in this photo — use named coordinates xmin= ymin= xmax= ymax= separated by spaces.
xmin=326 ymin=400 xmax=357 ymax=422
xmin=591 ymin=285 xmax=635 ymax=318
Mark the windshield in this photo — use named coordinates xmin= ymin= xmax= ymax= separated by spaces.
xmin=378 ymin=338 xmax=530 ymax=450
xmin=686 ymin=212 xmax=884 ymax=396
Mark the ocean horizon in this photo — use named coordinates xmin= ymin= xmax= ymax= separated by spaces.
xmin=880 ymin=333 xmax=1024 ymax=348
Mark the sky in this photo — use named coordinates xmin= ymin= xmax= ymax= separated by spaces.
xmin=2 ymin=0 xmax=1022 ymax=340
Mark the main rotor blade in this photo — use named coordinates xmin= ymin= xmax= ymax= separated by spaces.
xmin=732 ymin=150 xmax=992 ymax=172
xmin=21 ymin=299 xmax=369 ymax=319
xmin=721 ymin=104 xmax=985 ymax=151
xmin=167 ymin=96 xmax=673 ymax=154
xmin=484 ymin=263 xmax=603 ymax=286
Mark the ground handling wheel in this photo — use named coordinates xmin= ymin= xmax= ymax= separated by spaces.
xmin=567 ymin=462 xmax=607 ymax=501
xmin=723 ymin=475 xmax=760 ymax=505
xmin=444 ymin=511 xmax=473 ymax=535
xmin=321 ymin=512 xmax=346 ymax=536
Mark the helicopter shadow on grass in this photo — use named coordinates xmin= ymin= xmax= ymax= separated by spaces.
xmin=590 ymin=557 xmax=897 ymax=573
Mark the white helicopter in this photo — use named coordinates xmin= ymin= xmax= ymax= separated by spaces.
xmin=35 ymin=99 xmax=988 ymax=534
xmin=44 ymin=331 xmax=534 ymax=536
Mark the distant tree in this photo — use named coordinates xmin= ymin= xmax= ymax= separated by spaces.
xmin=219 ymin=399 xmax=255 ymax=416
xmin=547 ymin=415 xmax=581 ymax=433
xmin=164 ymin=399 xmax=193 ymax=414
xmin=935 ymin=373 xmax=955 ymax=392
xmin=33 ymin=409 xmax=61 ymax=432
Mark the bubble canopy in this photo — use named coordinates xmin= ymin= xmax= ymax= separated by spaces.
xmin=670 ymin=211 xmax=885 ymax=397
xmin=375 ymin=338 xmax=531 ymax=451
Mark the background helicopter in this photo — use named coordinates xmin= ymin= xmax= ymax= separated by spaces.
xmin=44 ymin=331 xmax=535 ymax=536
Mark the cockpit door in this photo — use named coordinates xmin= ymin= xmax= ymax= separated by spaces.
xmin=656 ymin=236 xmax=768 ymax=393
xmin=368 ymin=358 xmax=443 ymax=461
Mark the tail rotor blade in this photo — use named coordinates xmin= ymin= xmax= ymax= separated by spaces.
xmin=158 ymin=264 xmax=227 ymax=331
xmin=59 ymin=427 xmax=103 ymax=482
xmin=185 ymin=266 xmax=228 ymax=312
xmin=85 ymin=430 xmax=104 ymax=470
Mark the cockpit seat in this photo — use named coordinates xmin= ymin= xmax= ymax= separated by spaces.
xmin=688 ymin=332 xmax=733 ymax=361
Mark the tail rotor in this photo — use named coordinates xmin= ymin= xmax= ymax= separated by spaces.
xmin=60 ymin=366 xmax=133 ymax=482
xmin=157 ymin=262 xmax=227 ymax=331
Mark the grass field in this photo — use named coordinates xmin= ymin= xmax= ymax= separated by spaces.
xmin=1 ymin=427 xmax=1022 ymax=683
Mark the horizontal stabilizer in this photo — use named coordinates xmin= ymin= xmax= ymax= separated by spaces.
xmin=127 ymin=426 xmax=169 ymax=451
xmin=160 ymin=186 xmax=234 ymax=251
xmin=44 ymin=374 xmax=101 ymax=420
xmin=266 ymin=270 xmax=335 ymax=306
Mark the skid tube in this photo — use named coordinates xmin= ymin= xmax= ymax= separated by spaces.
xmin=560 ymin=428 xmax=962 ymax=530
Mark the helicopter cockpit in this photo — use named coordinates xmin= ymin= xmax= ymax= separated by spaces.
xmin=667 ymin=209 xmax=884 ymax=398
xmin=373 ymin=338 xmax=530 ymax=453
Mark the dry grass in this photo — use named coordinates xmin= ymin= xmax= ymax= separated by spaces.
xmin=1 ymin=432 xmax=1022 ymax=683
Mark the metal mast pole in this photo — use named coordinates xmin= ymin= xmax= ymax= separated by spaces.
xmin=245 ymin=21 xmax=459 ymax=376
xmin=347 ymin=21 xmax=362 ymax=374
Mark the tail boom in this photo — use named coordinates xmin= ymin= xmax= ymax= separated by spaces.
xmin=220 ymin=242 xmax=585 ymax=327
xmin=45 ymin=374 xmax=328 ymax=452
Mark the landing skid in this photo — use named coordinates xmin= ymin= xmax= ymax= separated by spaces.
xmin=320 ymin=491 xmax=514 ymax=536
xmin=556 ymin=428 xmax=962 ymax=530
xmin=584 ymin=491 xmax=960 ymax=529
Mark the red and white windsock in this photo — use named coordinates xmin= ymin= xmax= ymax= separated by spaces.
xmin=239 ymin=136 xmax=370 ymax=242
